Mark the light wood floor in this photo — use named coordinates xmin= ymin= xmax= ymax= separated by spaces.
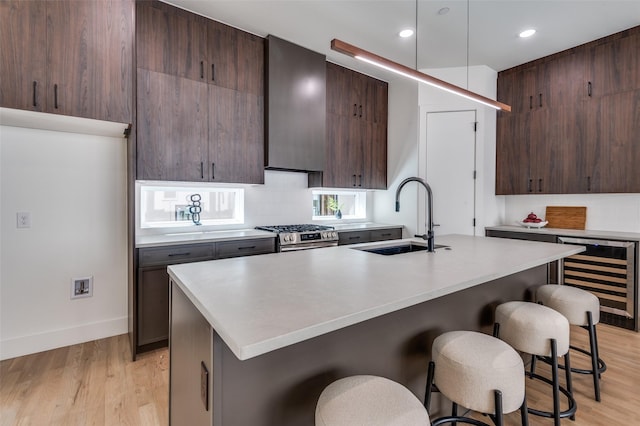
xmin=1 ymin=334 xmax=168 ymax=426
xmin=1 ymin=324 xmax=638 ymax=425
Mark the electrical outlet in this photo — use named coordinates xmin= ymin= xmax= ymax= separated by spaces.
xmin=16 ymin=212 xmax=31 ymax=229
xmin=71 ymin=276 xmax=93 ymax=299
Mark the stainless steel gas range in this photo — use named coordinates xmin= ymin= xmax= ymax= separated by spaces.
xmin=255 ymin=224 xmax=338 ymax=252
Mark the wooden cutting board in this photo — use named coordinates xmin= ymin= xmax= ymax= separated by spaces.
xmin=545 ymin=206 xmax=587 ymax=230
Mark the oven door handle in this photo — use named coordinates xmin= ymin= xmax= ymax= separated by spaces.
xmin=279 ymin=242 xmax=338 ymax=252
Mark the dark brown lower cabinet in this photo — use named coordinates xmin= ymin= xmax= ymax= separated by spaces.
xmin=137 ymin=267 xmax=170 ymax=347
xmin=337 ymin=227 xmax=402 ymax=246
xmin=134 ymin=238 xmax=275 ymax=359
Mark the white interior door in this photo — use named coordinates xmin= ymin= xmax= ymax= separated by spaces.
xmin=426 ymin=110 xmax=477 ymax=236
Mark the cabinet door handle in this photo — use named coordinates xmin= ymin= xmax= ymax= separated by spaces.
xmin=381 ymin=233 xmax=391 ymax=237
xmin=200 ymin=162 xmax=204 ymax=179
xmin=528 ymin=179 xmax=533 ymax=192
xmin=358 ymin=174 xmax=362 ymax=187
xmin=539 ymin=93 xmax=542 ymax=107
xmin=348 ymin=236 xmax=361 ymax=240
xmin=529 ymin=96 xmax=533 ymax=110
xmin=211 ymin=163 xmax=215 ymax=180
xmin=352 ymin=174 xmax=357 ymax=186
xmin=353 ymin=104 xmax=357 ymax=117
xmin=32 ymin=81 xmax=38 ymax=107
xmin=200 ymin=61 xmax=204 ymax=79
xmin=538 ymin=178 xmax=542 ymax=192
xmin=359 ymin=105 xmax=362 ymax=118
xmin=237 ymin=246 xmax=257 ymax=251
xmin=211 ymin=64 xmax=215 ymax=81
xmin=54 ymin=84 xmax=59 ymax=109
xmin=588 ymin=81 xmax=592 ymax=97
xmin=168 ymin=252 xmax=191 ymax=257
xmin=587 ymin=176 xmax=591 ymax=191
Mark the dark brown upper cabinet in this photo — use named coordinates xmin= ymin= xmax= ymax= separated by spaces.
xmin=496 ymin=26 xmax=640 ymax=195
xmin=588 ymin=31 xmax=640 ymax=99
xmin=136 ymin=1 xmax=207 ymax=82
xmin=136 ymin=0 xmax=265 ymax=184
xmin=0 ymin=0 xmax=133 ymax=124
xmin=0 ymin=1 xmax=47 ymax=113
xmin=312 ymin=62 xmax=387 ymax=190
xmin=136 ymin=69 xmax=209 ymax=182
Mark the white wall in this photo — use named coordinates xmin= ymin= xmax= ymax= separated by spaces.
xmin=503 ymin=194 xmax=640 ymax=233
xmin=371 ymin=77 xmax=421 ymax=237
xmin=0 ymin=125 xmax=128 ymax=360
xmin=417 ymin=65 xmax=504 ymax=235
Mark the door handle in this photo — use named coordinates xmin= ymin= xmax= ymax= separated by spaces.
xmin=538 ymin=178 xmax=542 ymax=192
xmin=528 ymin=179 xmax=533 ymax=193
xmin=32 ymin=81 xmax=38 ymax=107
xmin=211 ymin=163 xmax=215 ymax=180
xmin=200 ymin=61 xmax=204 ymax=79
xmin=54 ymin=84 xmax=59 ymax=109
xmin=211 ymin=64 xmax=215 ymax=81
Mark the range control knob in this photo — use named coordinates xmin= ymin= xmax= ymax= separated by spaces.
xmin=332 ymin=232 xmax=337 ymax=238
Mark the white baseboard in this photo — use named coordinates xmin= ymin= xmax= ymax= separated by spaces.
xmin=0 ymin=316 xmax=128 ymax=361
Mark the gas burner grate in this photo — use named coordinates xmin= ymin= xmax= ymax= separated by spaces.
xmin=255 ymin=224 xmax=335 ymax=233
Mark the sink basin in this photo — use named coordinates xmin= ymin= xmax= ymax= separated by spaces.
xmin=356 ymin=243 xmax=450 ymax=256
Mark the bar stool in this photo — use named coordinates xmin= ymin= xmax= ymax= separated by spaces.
xmin=536 ymin=284 xmax=606 ymax=401
xmin=425 ymin=330 xmax=528 ymax=426
xmin=315 ymin=375 xmax=430 ymax=425
xmin=494 ymin=301 xmax=576 ymax=426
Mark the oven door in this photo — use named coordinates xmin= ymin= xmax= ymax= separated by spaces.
xmin=279 ymin=241 xmax=338 ymax=252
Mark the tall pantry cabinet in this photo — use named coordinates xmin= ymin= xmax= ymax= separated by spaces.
xmin=496 ymin=26 xmax=640 ymax=195
xmin=0 ymin=0 xmax=134 ymax=124
xmin=135 ymin=0 xmax=264 ymax=184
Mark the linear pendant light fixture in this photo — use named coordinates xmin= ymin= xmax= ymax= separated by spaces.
xmin=331 ymin=39 xmax=511 ymax=112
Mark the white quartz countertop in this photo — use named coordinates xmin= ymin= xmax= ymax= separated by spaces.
xmin=168 ymin=234 xmax=584 ymax=361
xmin=136 ymin=229 xmax=275 ymax=248
xmin=330 ymin=222 xmax=403 ymax=231
xmin=136 ymin=223 xmax=402 ymax=248
xmin=486 ymin=225 xmax=640 ymax=242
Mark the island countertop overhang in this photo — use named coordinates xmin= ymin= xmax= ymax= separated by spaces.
xmin=168 ymin=234 xmax=584 ymax=360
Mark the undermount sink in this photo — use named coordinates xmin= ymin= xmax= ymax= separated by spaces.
xmin=355 ymin=243 xmax=451 ymax=256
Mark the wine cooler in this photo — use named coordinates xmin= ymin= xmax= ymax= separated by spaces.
xmin=559 ymin=237 xmax=637 ymax=330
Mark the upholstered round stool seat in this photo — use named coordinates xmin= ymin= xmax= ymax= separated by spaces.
xmin=432 ymin=330 xmax=525 ymax=415
xmin=494 ymin=301 xmax=570 ymax=357
xmin=537 ymin=284 xmax=600 ymax=326
xmin=315 ymin=375 xmax=430 ymax=426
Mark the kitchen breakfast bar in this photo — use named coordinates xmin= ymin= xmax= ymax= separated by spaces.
xmin=167 ymin=234 xmax=584 ymax=426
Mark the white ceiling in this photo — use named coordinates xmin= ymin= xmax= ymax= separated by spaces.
xmin=167 ymin=0 xmax=640 ymax=81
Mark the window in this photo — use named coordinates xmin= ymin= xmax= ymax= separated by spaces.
xmin=312 ymin=190 xmax=366 ymax=220
xmin=140 ymin=184 xmax=244 ymax=228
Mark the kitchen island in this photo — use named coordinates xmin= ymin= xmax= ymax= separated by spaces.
xmin=167 ymin=234 xmax=584 ymax=426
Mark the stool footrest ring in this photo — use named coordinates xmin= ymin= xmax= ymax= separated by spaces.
xmin=431 ymin=416 xmax=492 ymax=426
xmin=526 ymin=372 xmax=577 ymax=420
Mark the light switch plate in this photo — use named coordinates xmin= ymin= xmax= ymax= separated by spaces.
xmin=16 ymin=212 xmax=31 ymax=228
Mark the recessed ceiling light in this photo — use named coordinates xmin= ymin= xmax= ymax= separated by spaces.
xmin=399 ymin=29 xmax=414 ymax=38
xmin=438 ymin=7 xmax=450 ymax=15
xmin=519 ymin=29 xmax=536 ymax=38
